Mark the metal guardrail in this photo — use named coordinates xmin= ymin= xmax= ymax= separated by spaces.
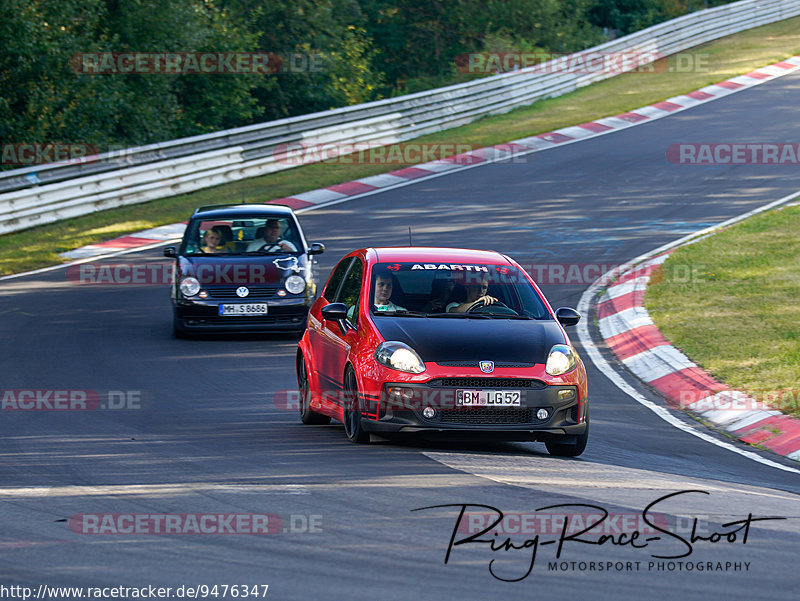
xmin=2 ymin=0 xmax=799 ymax=235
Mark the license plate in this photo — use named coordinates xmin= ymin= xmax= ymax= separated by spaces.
xmin=456 ymin=389 xmax=521 ymax=407
xmin=218 ymin=303 xmax=268 ymax=316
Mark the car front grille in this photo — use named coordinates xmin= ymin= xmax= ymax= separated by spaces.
xmin=427 ymin=378 xmax=547 ymax=389
xmin=435 ymin=361 xmax=536 ymax=368
xmin=206 ymin=286 xmax=280 ymax=299
xmin=191 ymin=316 xmax=298 ymax=326
xmin=436 ymin=407 xmax=544 ymax=425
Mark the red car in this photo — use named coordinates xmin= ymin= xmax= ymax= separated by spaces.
xmin=296 ymin=247 xmax=589 ymax=456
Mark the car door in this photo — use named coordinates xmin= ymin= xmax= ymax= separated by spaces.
xmin=318 ymin=256 xmax=364 ymax=410
xmin=311 ymin=257 xmax=353 ymax=403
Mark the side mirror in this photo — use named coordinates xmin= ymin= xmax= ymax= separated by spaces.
xmin=321 ymin=302 xmax=350 ymax=335
xmin=555 ymin=307 xmax=581 ymax=327
xmin=163 ymin=246 xmax=178 ymax=258
xmin=308 ymin=242 xmax=325 ymax=255
xmin=321 ymin=302 xmax=348 ymax=321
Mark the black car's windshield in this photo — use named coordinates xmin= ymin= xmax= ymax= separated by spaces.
xmin=180 ymin=216 xmax=302 ymax=255
xmin=369 ymin=262 xmax=549 ymax=319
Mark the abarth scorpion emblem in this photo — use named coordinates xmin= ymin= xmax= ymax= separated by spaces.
xmin=479 ymin=360 xmax=494 ymax=373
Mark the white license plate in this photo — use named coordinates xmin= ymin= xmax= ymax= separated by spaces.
xmin=218 ymin=303 xmax=268 ymax=316
xmin=456 ymin=389 xmax=521 ymax=407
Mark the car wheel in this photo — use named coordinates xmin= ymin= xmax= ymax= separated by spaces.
xmin=545 ymin=416 xmax=589 ymax=457
xmin=342 ymin=368 xmax=369 ymax=443
xmin=298 ymin=357 xmax=330 ymax=425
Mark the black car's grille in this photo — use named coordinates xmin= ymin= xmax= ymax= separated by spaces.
xmin=435 ymin=361 xmax=536 ymax=368
xmin=427 ymin=378 xmax=547 ymax=389
xmin=206 ymin=286 xmax=279 ymax=299
xmin=437 ymin=407 xmax=542 ymax=425
xmin=197 ymin=316 xmax=297 ymax=325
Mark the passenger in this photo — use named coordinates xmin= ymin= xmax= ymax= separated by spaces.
xmin=373 ymin=271 xmax=406 ymax=313
xmin=424 ymin=272 xmax=455 ymax=313
xmin=247 ymin=219 xmax=297 ymax=252
xmin=201 ymin=226 xmax=226 ymax=254
xmin=447 ymin=274 xmax=497 ymax=312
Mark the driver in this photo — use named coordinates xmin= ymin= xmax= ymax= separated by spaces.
xmin=447 ymin=274 xmax=497 ymax=313
xmin=247 ymin=219 xmax=297 ymax=252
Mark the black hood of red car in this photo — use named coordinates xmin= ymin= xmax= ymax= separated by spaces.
xmin=370 ymin=316 xmax=566 ymax=364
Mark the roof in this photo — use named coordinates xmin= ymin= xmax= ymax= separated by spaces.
xmin=370 ymin=246 xmax=510 ymax=264
xmin=192 ymin=204 xmax=297 ymax=219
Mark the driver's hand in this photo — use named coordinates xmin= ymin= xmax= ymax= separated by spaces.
xmin=472 ymin=295 xmax=497 ymax=307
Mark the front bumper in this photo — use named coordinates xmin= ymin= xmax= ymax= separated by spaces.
xmin=174 ymin=297 xmax=311 ymax=331
xmin=361 ymin=379 xmax=587 ymax=441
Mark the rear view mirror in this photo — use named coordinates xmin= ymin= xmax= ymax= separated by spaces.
xmin=308 ymin=242 xmax=325 ymax=255
xmin=163 ymin=246 xmax=177 ymax=258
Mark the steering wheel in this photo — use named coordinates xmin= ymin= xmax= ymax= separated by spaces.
xmin=467 ymin=299 xmax=517 ymax=315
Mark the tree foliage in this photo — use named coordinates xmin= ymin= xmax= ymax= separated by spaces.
xmin=0 ymin=0 xmax=739 ymax=161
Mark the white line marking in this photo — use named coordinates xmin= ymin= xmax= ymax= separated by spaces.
xmin=412 ymin=161 xmax=460 ymax=173
xmin=355 ymin=173 xmax=409 ymax=188
xmin=293 ymin=188 xmax=347 ymax=203
xmin=602 ymin=281 xmax=639 ymax=301
xmin=621 ymin=345 xmax=695 ymax=382
xmin=598 ymin=305 xmax=654 ymax=339
xmin=633 ymin=105 xmax=673 ymax=119
xmin=724 ymin=410 xmax=784 ymax=433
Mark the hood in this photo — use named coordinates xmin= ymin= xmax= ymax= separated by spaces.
xmin=371 ymin=316 xmax=566 ymax=364
xmin=178 ymin=254 xmax=307 ymax=285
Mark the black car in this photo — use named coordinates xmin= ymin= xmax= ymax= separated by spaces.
xmin=164 ymin=204 xmax=324 ymax=336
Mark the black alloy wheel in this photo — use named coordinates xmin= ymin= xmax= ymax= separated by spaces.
xmin=343 ymin=368 xmax=369 ymax=443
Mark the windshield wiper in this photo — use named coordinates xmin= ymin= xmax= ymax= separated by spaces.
xmin=425 ymin=312 xmax=491 ymax=319
xmin=373 ymin=310 xmax=427 ymax=317
xmin=487 ymin=314 xmax=533 ymax=320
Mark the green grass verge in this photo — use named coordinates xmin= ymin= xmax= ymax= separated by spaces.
xmin=646 ymin=202 xmax=800 ymax=418
xmin=2 ymin=16 xmax=800 ymax=276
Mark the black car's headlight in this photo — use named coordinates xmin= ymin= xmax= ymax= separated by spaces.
xmin=375 ymin=341 xmax=426 ymax=374
xmin=179 ymin=277 xmax=200 ymax=297
xmin=284 ymin=275 xmax=306 ymax=294
xmin=545 ymin=344 xmax=578 ymax=376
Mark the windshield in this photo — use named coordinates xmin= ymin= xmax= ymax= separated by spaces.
xmin=368 ymin=262 xmax=550 ymax=319
xmin=180 ymin=216 xmax=302 ymax=255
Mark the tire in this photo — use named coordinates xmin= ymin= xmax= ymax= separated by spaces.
xmin=545 ymin=415 xmax=589 ymax=457
xmin=298 ymin=356 xmax=330 ymax=425
xmin=342 ymin=368 xmax=369 ymax=443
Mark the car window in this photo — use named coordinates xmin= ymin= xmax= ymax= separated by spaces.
xmin=323 ymin=258 xmax=353 ymax=301
xmin=336 ymin=258 xmax=363 ymax=327
xmin=368 ymin=262 xmax=549 ymax=318
xmin=180 ymin=215 xmax=301 ymax=255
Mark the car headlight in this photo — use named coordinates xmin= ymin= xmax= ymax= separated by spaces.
xmin=545 ymin=344 xmax=578 ymax=376
xmin=375 ymin=341 xmax=426 ymax=374
xmin=179 ymin=277 xmax=200 ymax=297
xmin=284 ymin=275 xmax=306 ymax=294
